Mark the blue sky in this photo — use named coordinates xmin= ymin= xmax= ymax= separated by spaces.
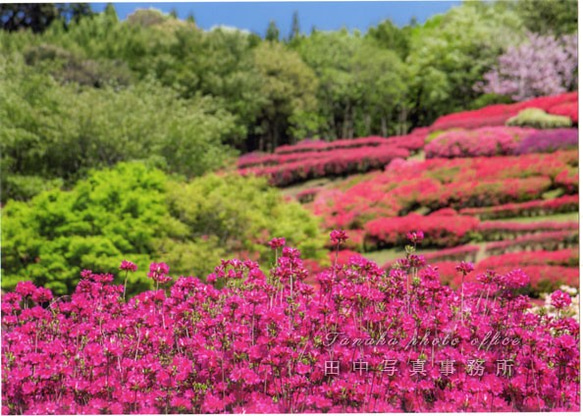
xmin=91 ymin=2 xmax=460 ymax=36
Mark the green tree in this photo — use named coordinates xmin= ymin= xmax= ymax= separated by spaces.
xmin=265 ymin=20 xmax=280 ymax=41
xmin=365 ymin=18 xmax=409 ymax=59
xmin=289 ymin=11 xmax=300 ymax=42
xmin=252 ymin=42 xmax=319 ymax=151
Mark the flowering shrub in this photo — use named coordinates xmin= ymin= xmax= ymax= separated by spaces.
xmin=478 ymin=249 xmax=579 ymax=270
xmin=435 ymin=262 xmax=579 ymax=295
xmin=555 ymin=168 xmax=578 ymax=194
xmin=548 ymin=102 xmax=578 ymax=123
xmin=273 ymin=131 xmax=426 ymax=156
xmin=2 ymin=239 xmax=580 ymax=413
xmin=459 ymin=195 xmax=579 ymax=219
xmin=425 ymin=127 xmax=535 ymax=159
xmin=240 ymin=146 xmax=409 ymax=187
xmin=296 ymin=188 xmax=320 ymax=204
xmin=506 ymin=108 xmax=572 ymax=129
xmin=515 ymin=128 xmax=578 ymax=155
xmin=476 ymin=220 xmax=578 ymax=241
xmin=485 ymin=230 xmax=578 ymax=256
xmin=479 ymin=33 xmax=578 ymax=101
xmin=430 ymin=92 xmax=577 ymax=131
xmin=364 ymin=214 xmax=479 ymax=249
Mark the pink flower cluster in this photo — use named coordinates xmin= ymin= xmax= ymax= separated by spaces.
xmin=515 ymin=128 xmax=578 ymax=155
xmin=425 ymin=127 xmax=535 ymax=159
xmin=2 ymin=243 xmax=580 ymax=413
xmin=555 ymin=168 xmax=578 ymax=194
xmin=459 ymin=195 xmax=579 ymax=220
xmin=430 ymin=92 xmax=577 ymax=131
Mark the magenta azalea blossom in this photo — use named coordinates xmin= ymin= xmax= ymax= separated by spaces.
xmin=119 ymin=260 xmax=138 ymax=272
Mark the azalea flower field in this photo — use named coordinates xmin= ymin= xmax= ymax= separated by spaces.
xmin=2 ymin=234 xmax=580 ymax=413
xmin=1 ymin=2 xmax=580 ymax=414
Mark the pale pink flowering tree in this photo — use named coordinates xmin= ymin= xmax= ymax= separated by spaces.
xmin=479 ymin=32 xmax=577 ymax=101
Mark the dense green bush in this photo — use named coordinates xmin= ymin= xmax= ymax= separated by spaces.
xmin=506 ymin=108 xmax=573 ymax=129
xmin=166 ymin=174 xmax=327 ymax=270
xmin=1 ymin=163 xmax=327 ymax=295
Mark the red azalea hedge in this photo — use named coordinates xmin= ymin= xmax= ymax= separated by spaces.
xmin=485 ymin=230 xmax=579 ymax=256
xmin=548 ymin=102 xmax=579 ymax=123
xmin=459 ymin=195 xmax=579 ymax=219
xmin=434 ymin=262 xmax=579 ymax=293
xmin=555 ymin=168 xmax=579 ymax=194
xmin=240 ymin=146 xmax=409 ymax=187
xmin=425 ymin=127 xmax=536 ymax=159
xmin=364 ymin=214 xmax=480 ymax=249
xmin=273 ymin=130 xmax=427 ymax=156
xmin=429 ymin=92 xmax=578 ymax=131
xmin=476 ymin=220 xmax=579 ymax=241
xmin=478 ymin=249 xmax=579 ymax=269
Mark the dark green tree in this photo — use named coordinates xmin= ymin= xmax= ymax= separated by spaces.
xmin=289 ymin=11 xmax=300 ymax=41
xmin=265 ymin=20 xmax=279 ymax=41
xmin=366 ymin=18 xmax=409 ymax=59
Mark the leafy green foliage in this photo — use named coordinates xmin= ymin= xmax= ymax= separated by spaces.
xmin=514 ymin=0 xmax=578 ymax=36
xmin=2 ymin=163 xmax=327 ymax=295
xmin=1 ymin=163 xmax=176 ymax=295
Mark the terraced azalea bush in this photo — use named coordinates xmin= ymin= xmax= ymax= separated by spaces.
xmin=1 ymin=234 xmax=580 ymax=413
xmin=515 ymin=128 xmax=578 ymax=155
xmin=425 ymin=127 xmax=535 ymax=159
xmin=429 ymin=92 xmax=578 ymax=131
xmin=459 ymin=195 xmax=579 ymax=219
xmin=548 ymin=102 xmax=578 ymax=123
xmin=475 ymin=220 xmax=578 ymax=241
xmin=240 ymin=146 xmax=409 ymax=187
xmin=364 ymin=213 xmax=479 ymax=249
